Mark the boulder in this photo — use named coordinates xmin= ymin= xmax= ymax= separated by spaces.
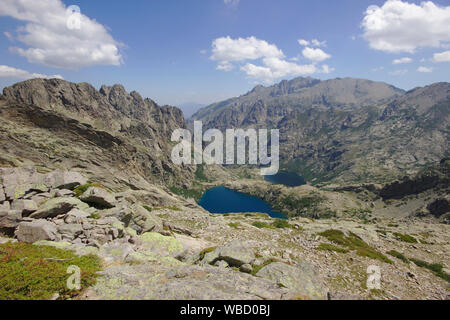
xmin=240 ymin=263 xmax=253 ymax=274
xmin=0 ymin=166 xmax=49 ymax=200
xmin=64 ymin=208 xmax=90 ymax=224
xmin=80 ymin=187 xmax=116 ymax=208
xmin=0 ymin=187 xmax=5 ymax=203
xmin=214 ymin=241 xmax=255 ymax=267
xmin=139 ymin=232 xmax=184 ymax=257
xmin=11 ymin=199 xmax=38 ymax=215
xmin=30 ymin=197 xmax=89 ymax=219
xmin=255 ymin=262 xmax=327 ymax=300
xmin=44 ymin=170 xmax=87 ymax=190
xmin=0 ymin=210 xmax=22 ymax=229
xmin=118 ymin=203 xmax=163 ymax=234
xmin=15 ymin=220 xmax=58 ymax=243
xmin=57 ymin=224 xmax=84 ymax=240
xmin=55 ymin=189 xmax=76 ymax=197
xmin=0 ymin=201 xmax=10 ymax=211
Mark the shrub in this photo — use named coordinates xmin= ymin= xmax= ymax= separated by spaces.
xmin=387 ymin=250 xmax=409 ymax=264
xmin=393 ymin=233 xmax=418 ymax=244
xmin=252 ymin=221 xmax=274 ymax=229
xmin=318 ymin=229 xmax=393 ymax=264
xmin=0 ymin=242 xmax=101 ymax=300
xmin=142 ymin=205 xmax=153 ymax=212
xmin=317 ymin=243 xmax=349 ymax=253
xmin=410 ymin=258 xmax=450 ymax=282
xmin=271 ymin=219 xmax=291 ymax=229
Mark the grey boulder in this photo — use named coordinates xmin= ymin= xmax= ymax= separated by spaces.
xmin=45 ymin=170 xmax=87 ymax=190
xmin=15 ymin=219 xmax=58 ymax=243
xmin=80 ymin=187 xmax=116 ymax=208
xmin=255 ymin=262 xmax=327 ymax=300
xmin=30 ymin=197 xmax=89 ymax=219
xmin=11 ymin=199 xmax=38 ymax=215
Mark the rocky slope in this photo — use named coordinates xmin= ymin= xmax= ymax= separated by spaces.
xmin=1 ymin=166 xmax=448 ymax=300
xmin=190 ymin=77 xmax=449 ymax=186
xmin=0 ymin=79 xmax=194 ymax=191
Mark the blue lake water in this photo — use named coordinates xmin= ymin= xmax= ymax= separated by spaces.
xmin=198 ymin=186 xmax=286 ymax=219
xmin=264 ymin=171 xmax=306 ymax=187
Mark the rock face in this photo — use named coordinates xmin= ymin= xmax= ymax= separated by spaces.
xmin=380 ymin=158 xmax=449 ymax=200
xmin=191 ymin=77 xmax=449 ymax=186
xmin=256 ymin=262 xmax=327 ymax=300
xmin=0 ymin=79 xmax=194 ymax=189
xmin=15 ymin=220 xmax=58 ymax=243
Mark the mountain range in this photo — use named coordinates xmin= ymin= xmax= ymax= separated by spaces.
xmin=191 ymin=77 xmax=449 ymax=186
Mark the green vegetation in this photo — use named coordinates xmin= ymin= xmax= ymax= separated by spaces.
xmin=194 ymin=165 xmax=212 ymax=182
xmin=199 ymin=247 xmax=217 ymax=260
xmin=318 ymin=229 xmax=393 ymax=264
xmin=169 ymin=186 xmax=204 ymax=202
xmin=89 ymin=213 xmax=101 ymax=220
xmin=271 ymin=219 xmax=291 ymax=229
xmin=317 ymin=243 xmax=349 ymax=253
xmin=393 ymin=233 xmax=418 ymax=244
xmin=410 ymin=258 xmax=450 ymax=282
xmin=142 ymin=205 xmax=153 ymax=212
xmin=228 ymin=222 xmax=241 ymax=229
xmin=251 ymin=258 xmax=278 ymax=276
xmin=252 ymin=219 xmax=291 ymax=229
xmin=252 ymin=221 xmax=273 ymax=229
xmin=387 ymin=250 xmax=409 ymax=264
xmin=0 ymin=242 xmax=101 ymax=300
xmin=73 ymin=183 xmax=106 ymax=197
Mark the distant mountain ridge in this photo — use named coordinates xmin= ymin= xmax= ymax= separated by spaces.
xmin=190 ymin=77 xmax=449 ymax=186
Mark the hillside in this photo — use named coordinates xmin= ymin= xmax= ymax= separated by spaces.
xmin=191 ymin=77 xmax=449 ymax=185
xmin=0 ymin=79 xmax=195 ymax=191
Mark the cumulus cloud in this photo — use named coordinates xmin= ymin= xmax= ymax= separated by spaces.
xmin=0 ymin=65 xmax=63 ymax=79
xmin=298 ymin=38 xmax=326 ymax=47
xmin=211 ymin=36 xmax=333 ymax=83
xmin=362 ymin=0 xmax=450 ymax=53
xmin=417 ymin=66 xmax=433 ymax=72
xmin=302 ymin=47 xmax=331 ymax=62
xmin=432 ymin=50 xmax=450 ymax=62
xmin=392 ymin=57 xmax=412 ymax=64
xmin=0 ymin=0 xmax=122 ymax=69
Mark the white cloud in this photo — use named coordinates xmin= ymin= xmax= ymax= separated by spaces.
xmin=362 ymin=0 xmax=450 ymax=53
xmin=298 ymin=38 xmax=326 ymax=47
xmin=211 ymin=36 xmax=284 ymax=62
xmin=298 ymin=39 xmax=309 ymax=46
xmin=0 ymin=0 xmax=122 ymax=69
xmin=392 ymin=57 xmax=412 ymax=64
xmin=211 ymin=36 xmax=333 ymax=83
xmin=417 ymin=66 xmax=433 ymax=72
xmin=200 ymin=49 xmax=207 ymax=55
xmin=311 ymin=39 xmax=326 ymax=47
xmin=302 ymin=47 xmax=331 ymax=62
xmin=0 ymin=65 xmax=63 ymax=79
xmin=432 ymin=50 xmax=450 ymax=62
xmin=389 ymin=69 xmax=408 ymax=76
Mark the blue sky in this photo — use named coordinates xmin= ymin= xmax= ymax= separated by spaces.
xmin=0 ymin=0 xmax=449 ymax=111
